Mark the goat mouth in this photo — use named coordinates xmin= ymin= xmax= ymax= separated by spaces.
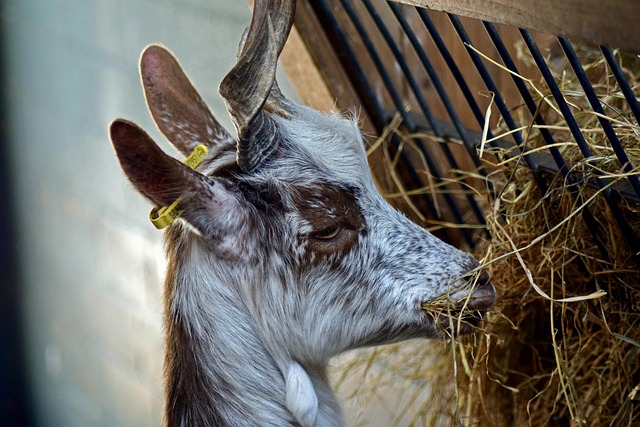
xmin=432 ymin=310 xmax=485 ymax=337
xmin=422 ymin=281 xmax=497 ymax=337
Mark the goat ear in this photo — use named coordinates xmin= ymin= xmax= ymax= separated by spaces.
xmin=110 ymin=119 xmax=247 ymax=257
xmin=109 ymin=118 xmax=196 ymax=207
xmin=140 ymin=45 xmax=234 ymax=156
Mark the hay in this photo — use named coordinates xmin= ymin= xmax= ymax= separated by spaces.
xmin=334 ymin=45 xmax=640 ymax=426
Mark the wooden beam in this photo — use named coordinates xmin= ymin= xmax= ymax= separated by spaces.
xmin=393 ymin=0 xmax=640 ymax=53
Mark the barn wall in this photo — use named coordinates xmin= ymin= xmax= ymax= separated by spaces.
xmin=1 ymin=1 xmax=291 ymax=425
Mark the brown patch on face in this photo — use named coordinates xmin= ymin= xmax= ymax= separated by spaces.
xmin=292 ymin=184 xmax=366 ymax=266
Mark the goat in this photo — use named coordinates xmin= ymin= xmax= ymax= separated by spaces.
xmin=108 ymin=0 xmax=496 ymax=425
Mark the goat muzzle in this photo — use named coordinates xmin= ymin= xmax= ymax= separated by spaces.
xmin=452 ymin=271 xmax=496 ymax=312
xmin=424 ymin=271 xmax=496 ymax=337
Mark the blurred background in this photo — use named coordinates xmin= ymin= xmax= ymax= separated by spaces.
xmin=0 ymin=0 xmax=298 ymax=425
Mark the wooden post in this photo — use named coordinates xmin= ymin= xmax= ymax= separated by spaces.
xmin=393 ymin=0 xmax=640 ymax=53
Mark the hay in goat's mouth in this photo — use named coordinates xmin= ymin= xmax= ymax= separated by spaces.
xmin=333 ymin=44 xmax=640 ymax=426
xmin=421 ymin=271 xmax=494 ymax=338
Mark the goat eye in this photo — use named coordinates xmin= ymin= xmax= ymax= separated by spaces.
xmin=313 ymin=225 xmax=341 ymax=241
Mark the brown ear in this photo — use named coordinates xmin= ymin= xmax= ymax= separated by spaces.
xmin=140 ymin=45 xmax=234 ymax=156
xmin=110 ymin=118 xmax=248 ymax=257
xmin=109 ymin=118 xmax=198 ymax=206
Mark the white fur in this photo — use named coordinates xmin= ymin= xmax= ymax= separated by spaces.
xmin=285 ymin=361 xmax=319 ymax=427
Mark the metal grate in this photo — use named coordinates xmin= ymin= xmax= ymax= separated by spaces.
xmin=307 ymin=0 xmax=640 ymax=257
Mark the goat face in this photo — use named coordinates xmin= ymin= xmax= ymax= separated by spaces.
xmin=109 ymin=0 xmax=495 ymax=371
xmin=188 ymin=102 xmax=494 ymax=364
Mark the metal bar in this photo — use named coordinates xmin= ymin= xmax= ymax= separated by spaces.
xmin=483 ymin=22 xmax=614 ymax=257
xmin=313 ymin=0 xmax=457 ymax=244
xmin=362 ymin=1 xmax=441 ymax=134
xmin=340 ymin=0 xmax=475 ymax=246
xmin=519 ymin=32 xmax=598 ymax=166
xmin=338 ymin=0 xmax=407 ymax=123
xmin=520 ymin=30 xmax=639 ymax=255
xmin=314 ymin=0 xmax=387 ymax=123
xmin=483 ymin=22 xmax=571 ymax=177
xmin=447 ymin=14 xmax=550 ymax=194
xmin=363 ymin=0 xmax=487 ymax=232
xmin=415 ymin=8 xmax=497 ymax=147
xmin=601 ymin=46 xmax=640 ymax=127
xmin=560 ymin=38 xmax=640 ymax=199
xmin=390 ymin=4 xmax=483 ymax=163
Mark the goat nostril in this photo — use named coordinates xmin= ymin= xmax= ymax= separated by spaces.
xmin=467 ymin=270 xmax=496 ymax=310
xmin=476 ymin=270 xmax=491 ymax=288
xmin=448 ymin=268 xmax=495 ymax=311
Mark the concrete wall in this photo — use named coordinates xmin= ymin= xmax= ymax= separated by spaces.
xmin=2 ymin=1 xmax=292 ymax=425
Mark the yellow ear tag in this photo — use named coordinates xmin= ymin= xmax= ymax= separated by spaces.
xmin=149 ymin=144 xmax=209 ymax=230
